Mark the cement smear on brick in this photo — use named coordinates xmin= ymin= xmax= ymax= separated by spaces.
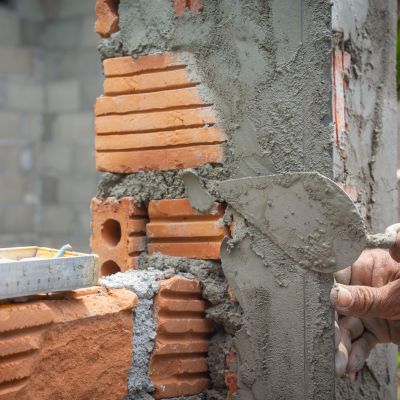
xmin=100 ymin=257 xmax=239 ymax=399
xmin=98 ymin=32 xmax=124 ymax=60
xmin=96 ymin=166 xmax=229 ymax=204
xmin=97 ymin=0 xmax=380 ymax=398
xmin=114 ymin=0 xmax=332 ymax=178
xmin=207 ymin=330 xmax=234 ymax=400
xmin=100 ymin=270 xmax=165 ymax=399
xmin=332 ymin=0 xmax=398 ymax=397
xmin=182 ymin=169 xmax=215 ymax=213
xmin=137 ymin=254 xmax=242 ymax=398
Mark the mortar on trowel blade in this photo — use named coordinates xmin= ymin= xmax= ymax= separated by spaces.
xmin=218 ymin=172 xmax=400 ymax=273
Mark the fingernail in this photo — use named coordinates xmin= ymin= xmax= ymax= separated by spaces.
xmin=334 ymin=286 xmax=354 ymax=309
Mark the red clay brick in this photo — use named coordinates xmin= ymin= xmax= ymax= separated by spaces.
xmin=95 ymin=54 xmax=226 ymax=173
xmin=95 ymin=128 xmax=226 ymax=151
xmin=95 ymin=87 xmax=206 ymax=116
xmin=341 ymin=184 xmax=358 ymax=203
xmin=96 ymin=107 xmax=215 ymax=134
xmin=103 ymin=68 xmax=197 ymax=96
xmin=227 ymin=287 xmax=238 ymax=303
xmin=150 ymin=276 xmax=214 ymax=399
xmin=332 ymin=49 xmax=346 ymax=146
xmin=147 ymin=198 xmax=228 ymax=259
xmin=0 ymin=287 xmax=136 ymax=400
xmin=95 ymin=0 xmax=119 ymax=38
xmin=90 ymin=197 xmax=148 ymax=275
xmin=96 ymin=145 xmax=224 ymax=174
xmin=225 ymin=351 xmax=239 ymax=399
xmin=103 ymin=53 xmax=185 ymax=77
xmin=148 ymin=198 xmax=225 ymax=218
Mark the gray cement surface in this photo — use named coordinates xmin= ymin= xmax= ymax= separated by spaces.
xmin=101 ymin=256 xmax=240 ymax=399
xmin=333 ymin=0 xmax=398 ymax=397
xmin=137 ymin=255 xmax=241 ymax=399
xmin=101 ymin=270 xmax=165 ymax=399
xmin=97 ymin=0 xmax=398 ymax=398
xmin=101 ymin=0 xmax=333 ymax=398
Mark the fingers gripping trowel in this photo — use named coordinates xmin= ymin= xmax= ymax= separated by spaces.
xmin=218 ymin=172 xmax=400 ymax=273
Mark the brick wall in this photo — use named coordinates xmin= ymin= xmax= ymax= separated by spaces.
xmin=0 ymin=0 xmax=101 ymax=251
xmin=0 ymin=287 xmax=136 ymax=399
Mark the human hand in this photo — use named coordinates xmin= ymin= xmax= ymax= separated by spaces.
xmin=331 ymin=249 xmax=400 ymax=378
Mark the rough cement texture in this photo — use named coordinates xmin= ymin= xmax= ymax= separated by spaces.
xmin=96 ymin=166 xmax=229 ymax=205
xmin=137 ymin=254 xmax=242 ymax=398
xmin=101 ymin=270 xmax=165 ymax=399
xmin=182 ymin=169 xmax=215 ymax=213
xmin=98 ymin=31 xmax=124 ymax=59
xmin=219 ymin=172 xmax=367 ymax=273
xmin=207 ymin=330 xmax=234 ymax=399
xmin=101 ymin=256 xmax=240 ymax=399
xmin=100 ymin=0 xmax=334 ymax=398
xmin=99 ymin=0 xmax=398 ymax=397
xmin=332 ymin=0 xmax=398 ymax=398
xmin=113 ymin=0 xmax=331 ymax=178
xmin=222 ymin=222 xmax=333 ymax=400
xmin=137 ymin=254 xmax=230 ymax=308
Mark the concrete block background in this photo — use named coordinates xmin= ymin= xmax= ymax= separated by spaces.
xmin=0 ymin=0 xmax=101 ymax=251
xmin=47 ymin=80 xmax=80 ymax=112
xmin=0 ymin=9 xmax=20 ymax=46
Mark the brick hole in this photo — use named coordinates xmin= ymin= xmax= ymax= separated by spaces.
xmin=101 ymin=219 xmax=121 ymax=246
xmin=101 ymin=260 xmax=121 ymax=276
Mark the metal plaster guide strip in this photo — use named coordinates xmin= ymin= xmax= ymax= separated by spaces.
xmin=0 ymin=246 xmax=100 ymax=300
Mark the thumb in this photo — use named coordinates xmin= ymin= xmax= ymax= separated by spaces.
xmin=331 ymin=282 xmax=400 ymax=319
xmin=389 ymin=231 xmax=400 ymax=262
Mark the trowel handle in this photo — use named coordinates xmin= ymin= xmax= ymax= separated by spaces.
xmin=366 ymin=223 xmax=400 ymax=249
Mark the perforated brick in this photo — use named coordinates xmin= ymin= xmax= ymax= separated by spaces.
xmin=91 ymin=197 xmax=148 ymax=275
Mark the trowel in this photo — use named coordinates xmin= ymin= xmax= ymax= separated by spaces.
xmin=219 ymin=172 xmax=400 ymax=273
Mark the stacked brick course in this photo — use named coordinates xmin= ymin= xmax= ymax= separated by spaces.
xmin=90 ymin=1 xmax=238 ymax=398
xmin=95 ymin=54 xmax=226 ymax=173
xmin=150 ymin=276 xmax=214 ymax=398
xmin=90 ymin=50 xmax=233 ymax=398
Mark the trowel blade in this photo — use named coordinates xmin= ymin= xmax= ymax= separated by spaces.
xmin=219 ymin=172 xmax=367 ymax=273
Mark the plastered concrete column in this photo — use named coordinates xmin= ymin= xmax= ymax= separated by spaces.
xmin=333 ymin=0 xmax=398 ymax=398
xmin=94 ymin=0 xmax=398 ymax=398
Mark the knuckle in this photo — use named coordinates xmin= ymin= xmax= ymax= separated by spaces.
xmin=353 ymin=286 xmax=376 ymax=316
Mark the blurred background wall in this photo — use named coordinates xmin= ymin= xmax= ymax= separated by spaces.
xmin=0 ymin=0 xmax=101 ymax=251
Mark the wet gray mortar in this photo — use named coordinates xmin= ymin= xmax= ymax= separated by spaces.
xmin=101 ymin=256 xmax=243 ymax=399
xmin=100 ymin=269 xmax=162 ymax=399
xmin=137 ymin=255 xmax=244 ymax=399
xmin=97 ymin=0 xmax=334 ymax=398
